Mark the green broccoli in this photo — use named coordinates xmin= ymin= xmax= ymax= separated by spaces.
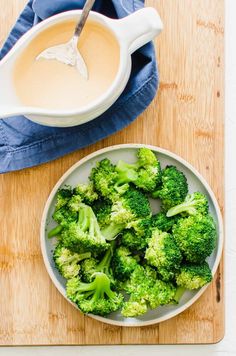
xmin=176 ymin=261 xmax=212 ymax=290
xmin=61 ymin=203 xmax=109 ymax=255
xmin=74 ymin=182 xmax=98 ymax=205
xmin=92 ymin=199 xmax=112 ymax=230
xmin=124 ymin=265 xmax=157 ymax=294
xmin=121 ymin=265 xmax=176 ymax=317
xmin=166 ymin=192 xmax=209 ymax=217
xmin=101 ymin=222 xmax=126 ymax=241
xmin=119 ymin=217 xmax=152 ymax=251
xmin=55 ymin=187 xmax=73 ymax=211
xmin=53 ymin=244 xmax=91 ymax=279
xmin=121 ymin=300 xmax=148 ymax=317
xmin=121 ymin=229 xmax=148 ymax=251
xmin=172 ymin=214 xmax=217 ymax=263
xmin=48 ymin=194 xmax=80 ymax=238
xmin=80 ymin=241 xmax=115 ymax=283
xmin=148 ymin=279 xmax=177 ymax=309
xmin=126 ymin=217 xmax=152 ymax=237
xmin=91 ymin=198 xmax=125 ymax=240
xmin=151 ymin=212 xmax=180 ymax=232
xmin=110 ymin=188 xmax=151 ymax=225
xmin=112 ymin=246 xmax=139 ymax=281
xmin=89 ymin=158 xmax=129 ymax=201
xmin=66 ymin=272 xmax=123 ymax=316
xmin=123 ymin=265 xmax=159 ymax=315
xmin=152 ymin=166 xmax=188 ymax=211
xmin=67 ymin=194 xmax=83 ymax=213
xmin=115 ymin=148 xmax=162 ymax=192
xmin=53 ymin=204 xmax=78 ymax=225
xmin=97 ymin=198 xmax=151 ymax=242
xmin=49 ymin=206 xmax=78 ymax=237
xmin=51 ymin=150 xmax=217 ymax=319
xmin=145 ymin=229 xmax=182 ymax=281
xmin=48 ymin=225 xmax=63 ymax=239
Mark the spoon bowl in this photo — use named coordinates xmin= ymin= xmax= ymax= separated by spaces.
xmin=36 ymin=0 xmax=96 ymax=79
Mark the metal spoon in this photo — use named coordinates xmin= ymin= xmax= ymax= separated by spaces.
xmin=36 ymin=0 xmax=96 ymax=79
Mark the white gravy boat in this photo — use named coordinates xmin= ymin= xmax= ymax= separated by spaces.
xmin=0 ymin=8 xmax=163 ymax=127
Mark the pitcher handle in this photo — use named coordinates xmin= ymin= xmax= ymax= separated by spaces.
xmin=112 ymin=7 xmax=163 ymax=54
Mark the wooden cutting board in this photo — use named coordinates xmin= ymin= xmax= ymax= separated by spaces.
xmin=0 ymin=0 xmax=224 ymax=345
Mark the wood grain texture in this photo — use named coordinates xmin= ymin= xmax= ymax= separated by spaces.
xmin=0 ymin=0 xmax=224 ymax=345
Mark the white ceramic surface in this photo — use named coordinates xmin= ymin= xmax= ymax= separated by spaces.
xmin=0 ymin=8 xmax=163 ymax=127
xmin=40 ymin=144 xmax=223 ymax=327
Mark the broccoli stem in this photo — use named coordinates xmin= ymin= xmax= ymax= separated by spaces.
xmin=115 ymin=160 xmax=138 ymax=185
xmin=77 ymin=252 xmax=92 ymax=262
xmin=173 ymin=286 xmax=186 ymax=303
xmin=79 ymin=204 xmax=106 ymax=241
xmin=77 ymin=272 xmax=115 ymax=299
xmin=48 ymin=225 xmax=63 ymax=238
xmin=92 ymin=272 xmax=116 ymax=300
xmin=101 ymin=223 xmax=125 ymax=241
xmin=96 ymin=240 xmax=115 ymax=274
xmin=166 ymin=197 xmax=195 ymax=217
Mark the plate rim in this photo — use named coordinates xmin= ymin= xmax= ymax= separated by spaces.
xmin=40 ymin=143 xmax=224 ymax=327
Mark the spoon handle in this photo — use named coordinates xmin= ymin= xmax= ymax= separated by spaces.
xmin=74 ymin=0 xmax=96 ymax=38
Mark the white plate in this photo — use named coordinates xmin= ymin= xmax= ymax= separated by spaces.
xmin=40 ymin=144 xmax=223 ymax=327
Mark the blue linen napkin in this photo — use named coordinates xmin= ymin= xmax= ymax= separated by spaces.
xmin=0 ymin=0 xmax=158 ymax=173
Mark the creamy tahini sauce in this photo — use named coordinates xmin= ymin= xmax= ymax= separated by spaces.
xmin=13 ymin=20 xmax=120 ymax=110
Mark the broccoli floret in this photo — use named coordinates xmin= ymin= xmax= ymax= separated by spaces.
xmin=112 ymin=246 xmax=139 ymax=281
xmin=126 ymin=217 xmax=152 ymax=237
xmin=135 ymin=148 xmax=162 ymax=191
xmin=80 ymin=258 xmax=98 ymax=281
xmin=167 ymin=192 xmax=209 ymax=217
xmin=80 ymin=241 xmax=115 ymax=283
xmin=92 ymin=193 xmax=151 ymax=241
xmin=151 ymin=212 xmax=180 ymax=232
xmin=172 ymin=214 xmax=217 ymax=263
xmin=53 ymin=244 xmax=91 ymax=279
xmin=124 ymin=265 xmax=157 ymax=295
xmin=110 ymin=188 xmax=151 ymax=225
xmin=92 ymin=198 xmax=125 ymax=240
xmin=152 ymin=166 xmax=188 ymax=211
xmin=121 ymin=300 xmax=148 ymax=317
xmin=67 ymin=194 xmax=83 ymax=213
xmin=61 ymin=204 xmax=109 ymax=255
xmin=121 ymin=265 xmax=176 ymax=317
xmin=121 ymin=217 xmax=152 ymax=251
xmin=89 ymin=158 xmax=129 ymax=201
xmin=48 ymin=203 xmax=78 ymax=238
xmin=176 ymin=262 xmax=212 ymax=290
xmin=55 ymin=187 xmax=73 ymax=211
xmin=52 ymin=206 xmax=78 ymax=227
xmin=66 ymin=272 xmax=123 ymax=316
xmin=89 ymin=158 xmax=117 ymax=198
xmin=92 ymin=199 xmax=112 ymax=229
xmin=121 ymin=229 xmax=148 ymax=251
xmin=115 ymin=148 xmax=162 ymax=192
xmin=49 ymin=193 xmax=81 ymax=237
xmin=148 ymin=279 xmax=177 ymax=309
xmin=74 ymin=182 xmax=98 ymax=205
xmin=145 ymin=229 xmax=182 ymax=281
xmin=123 ymin=265 xmax=157 ymax=301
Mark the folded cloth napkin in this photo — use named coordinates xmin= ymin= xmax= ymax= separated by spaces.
xmin=0 ymin=0 xmax=158 ymax=173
